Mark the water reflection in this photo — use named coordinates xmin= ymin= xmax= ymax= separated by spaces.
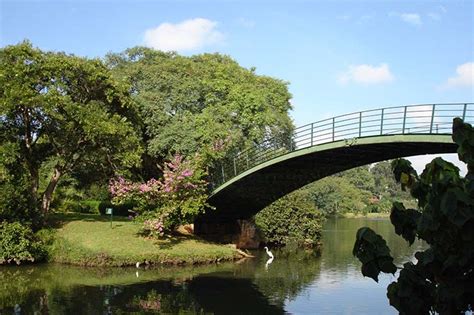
xmin=285 ymin=217 xmax=425 ymax=314
xmin=0 ymin=249 xmax=321 ymax=314
xmin=265 ymin=257 xmax=274 ymax=269
xmin=0 ymin=218 xmax=423 ymax=314
xmin=189 ymin=275 xmax=284 ymax=314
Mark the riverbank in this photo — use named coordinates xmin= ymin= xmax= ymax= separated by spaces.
xmin=46 ymin=213 xmax=243 ymax=267
xmin=337 ymin=212 xmax=390 ymax=219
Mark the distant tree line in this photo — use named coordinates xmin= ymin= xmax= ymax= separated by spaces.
xmin=303 ymin=161 xmax=416 ymax=216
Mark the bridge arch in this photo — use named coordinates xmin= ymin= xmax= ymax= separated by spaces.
xmin=206 ymin=103 xmax=473 ymax=220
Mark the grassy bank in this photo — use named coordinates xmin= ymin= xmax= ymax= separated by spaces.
xmin=338 ymin=212 xmax=390 ymax=219
xmin=46 ymin=213 xmax=241 ymax=267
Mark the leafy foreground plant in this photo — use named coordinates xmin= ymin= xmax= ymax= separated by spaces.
xmin=353 ymin=118 xmax=473 ymax=315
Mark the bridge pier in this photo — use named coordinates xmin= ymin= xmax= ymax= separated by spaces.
xmin=194 ymin=217 xmax=261 ymax=249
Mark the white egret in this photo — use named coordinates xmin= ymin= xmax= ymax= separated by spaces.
xmin=265 ymin=256 xmax=274 ymax=270
xmin=136 ymin=262 xmax=140 ymax=268
xmin=263 ymin=246 xmax=274 ymax=259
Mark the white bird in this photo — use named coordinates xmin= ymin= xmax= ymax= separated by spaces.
xmin=265 ymin=256 xmax=274 ymax=270
xmin=264 ymin=246 xmax=274 ymax=259
xmin=136 ymin=262 xmax=140 ymax=268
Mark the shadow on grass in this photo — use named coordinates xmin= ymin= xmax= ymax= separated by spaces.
xmin=155 ymin=236 xmax=187 ymax=249
xmin=152 ymin=233 xmax=228 ymax=250
xmin=47 ymin=212 xmax=131 ymax=228
xmin=134 ymin=228 xmax=198 ymax=249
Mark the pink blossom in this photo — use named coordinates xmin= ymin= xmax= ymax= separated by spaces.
xmin=139 ymin=184 xmax=151 ymax=193
xmin=182 ymin=169 xmax=193 ymax=177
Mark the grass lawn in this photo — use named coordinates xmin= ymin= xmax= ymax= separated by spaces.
xmin=47 ymin=213 xmax=240 ymax=267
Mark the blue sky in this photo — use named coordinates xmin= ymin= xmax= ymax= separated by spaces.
xmin=1 ymin=0 xmax=473 ymax=170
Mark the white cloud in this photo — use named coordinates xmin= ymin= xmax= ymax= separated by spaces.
xmin=399 ymin=13 xmax=422 ymax=25
xmin=389 ymin=12 xmax=422 ymax=25
xmin=338 ymin=63 xmax=394 ymax=85
xmin=143 ymin=18 xmax=224 ymax=52
xmin=444 ymin=62 xmax=474 ymax=88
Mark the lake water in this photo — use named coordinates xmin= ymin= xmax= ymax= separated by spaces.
xmin=0 ymin=217 xmax=424 ymax=314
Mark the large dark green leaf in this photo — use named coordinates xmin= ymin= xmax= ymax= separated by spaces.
xmin=391 ymin=159 xmax=418 ymax=191
xmin=453 ymin=117 xmax=474 ymax=172
xmin=390 ymin=202 xmax=420 ymax=245
xmin=387 ymin=263 xmax=435 ymax=315
xmin=353 ymin=227 xmax=396 ymax=282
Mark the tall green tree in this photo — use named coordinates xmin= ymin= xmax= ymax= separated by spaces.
xmin=0 ymin=42 xmax=142 ymax=217
xmin=334 ymin=165 xmax=375 ymax=193
xmin=105 ymin=47 xmax=293 ymax=175
xmin=304 ymin=177 xmax=371 ymax=215
xmin=370 ymin=161 xmax=406 ymax=198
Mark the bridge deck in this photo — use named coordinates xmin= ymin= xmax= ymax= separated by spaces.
xmin=206 ymin=103 xmax=473 ymax=220
xmin=207 ymin=135 xmax=456 ymax=220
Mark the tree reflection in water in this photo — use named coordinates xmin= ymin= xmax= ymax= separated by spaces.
xmin=0 ymin=248 xmax=321 ymax=314
xmin=1 ymin=218 xmax=417 ymax=314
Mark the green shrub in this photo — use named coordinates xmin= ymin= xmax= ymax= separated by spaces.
xmin=362 ymin=198 xmax=392 ymax=214
xmin=255 ymin=191 xmax=324 ymax=247
xmin=81 ymin=200 xmax=101 ymax=213
xmin=35 ymin=228 xmax=56 ymax=246
xmin=55 ymin=198 xmax=101 ymax=214
xmin=72 ymin=200 xmax=100 ymax=213
xmin=98 ymin=201 xmax=135 ymax=217
xmin=84 ymin=183 xmax=110 ymax=201
xmin=0 ymin=181 xmax=39 ymax=223
xmin=0 ymin=165 xmax=40 ymax=224
xmin=0 ymin=221 xmax=46 ymax=265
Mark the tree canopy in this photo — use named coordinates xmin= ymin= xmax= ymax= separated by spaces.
xmin=0 ymin=42 xmax=142 ymax=218
xmin=105 ymin=47 xmax=294 ymax=173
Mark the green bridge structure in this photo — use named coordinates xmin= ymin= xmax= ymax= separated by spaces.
xmin=198 ymin=103 xmax=473 ymax=229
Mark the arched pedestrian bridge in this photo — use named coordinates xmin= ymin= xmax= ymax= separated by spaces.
xmin=206 ymin=103 xmax=473 ymax=220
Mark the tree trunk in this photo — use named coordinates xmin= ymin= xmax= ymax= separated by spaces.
xmin=27 ymin=163 xmax=39 ymax=197
xmin=23 ymin=107 xmax=39 ymax=198
xmin=41 ymin=166 xmax=62 ymax=215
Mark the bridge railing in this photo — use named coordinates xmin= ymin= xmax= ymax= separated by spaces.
xmin=212 ymin=103 xmax=473 ymax=187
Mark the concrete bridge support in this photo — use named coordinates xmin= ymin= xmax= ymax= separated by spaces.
xmin=194 ymin=216 xmax=261 ymax=249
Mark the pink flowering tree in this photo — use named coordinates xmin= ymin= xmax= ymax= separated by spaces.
xmin=109 ymin=154 xmax=209 ymax=236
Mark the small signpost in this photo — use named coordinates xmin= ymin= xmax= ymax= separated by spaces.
xmin=106 ymin=207 xmax=113 ymax=228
